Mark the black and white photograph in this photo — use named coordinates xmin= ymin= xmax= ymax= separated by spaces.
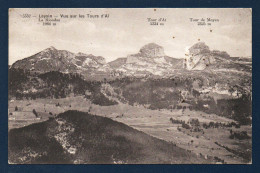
xmin=8 ymin=8 xmax=252 ymax=164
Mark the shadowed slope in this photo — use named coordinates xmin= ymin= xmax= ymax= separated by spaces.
xmin=8 ymin=110 xmax=212 ymax=164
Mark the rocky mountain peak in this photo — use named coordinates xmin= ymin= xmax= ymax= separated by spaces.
xmin=188 ymin=42 xmax=210 ymax=55
xmin=139 ymin=43 xmax=165 ymax=57
xmin=184 ymin=42 xmax=234 ymax=71
xmin=43 ymin=46 xmax=57 ymax=52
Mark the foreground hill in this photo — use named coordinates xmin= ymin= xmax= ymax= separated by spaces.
xmin=8 ymin=110 xmax=211 ymax=164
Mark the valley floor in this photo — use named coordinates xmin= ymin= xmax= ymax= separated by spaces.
xmin=8 ymin=96 xmax=252 ymax=164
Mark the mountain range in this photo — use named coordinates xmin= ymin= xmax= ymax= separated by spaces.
xmin=11 ymin=42 xmax=252 ymax=78
xmin=8 ymin=42 xmax=252 ymax=164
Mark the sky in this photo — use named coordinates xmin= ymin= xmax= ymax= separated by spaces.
xmin=9 ymin=8 xmax=252 ymax=65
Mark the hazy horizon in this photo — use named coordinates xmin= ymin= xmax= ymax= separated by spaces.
xmin=9 ymin=8 xmax=252 ymax=65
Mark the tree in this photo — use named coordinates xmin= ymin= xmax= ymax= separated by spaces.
xmin=32 ymin=109 xmax=38 ymax=117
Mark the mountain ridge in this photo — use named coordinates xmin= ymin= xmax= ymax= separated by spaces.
xmin=11 ymin=42 xmax=251 ymax=78
xmin=11 ymin=46 xmax=107 ymax=74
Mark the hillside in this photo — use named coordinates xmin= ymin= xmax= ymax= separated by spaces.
xmin=108 ymin=77 xmax=251 ymax=125
xmin=8 ymin=110 xmax=212 ymax=164
xmin=8 ymin=67 xmax=252 ymax=125
xmin=8 ymin=69 xmax=117 ymax=106
xmin=108 ymin=58 xmax=127 ymax=69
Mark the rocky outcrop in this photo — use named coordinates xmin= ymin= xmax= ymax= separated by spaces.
xmin=112 ymin=43 xmax=182 ymax=76
xmin=184 ymin=42 xmax=230 ymax=70
xmin=139 ymin=43 xmax=165 ymax=57
xmin=125 ymin=43 xmax=167 ymax=64
xmin=188 ymin=42 xmax=211 ymax=55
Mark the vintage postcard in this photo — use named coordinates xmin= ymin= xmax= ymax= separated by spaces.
xmin=8 ymin=8 xmax=252 ymax=164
